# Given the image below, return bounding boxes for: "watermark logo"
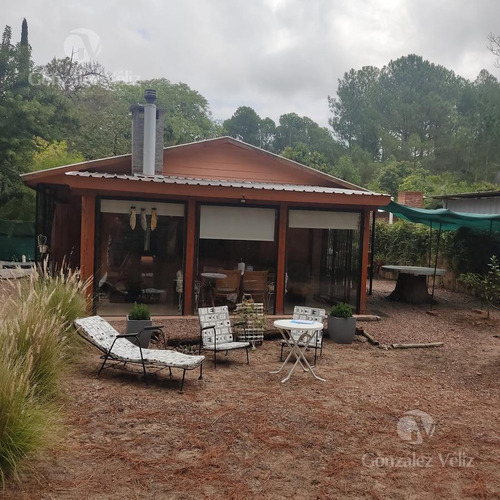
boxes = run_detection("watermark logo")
[397,410,436,445]
[361,409,474,469]
[64,28,102,62]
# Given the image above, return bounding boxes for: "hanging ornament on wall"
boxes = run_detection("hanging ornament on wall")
[129,207,136,230]
[151,208,157,231]
[140,208,147,231]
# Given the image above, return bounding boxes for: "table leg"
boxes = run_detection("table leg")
[280,343,326,383]
[270,330,326,382]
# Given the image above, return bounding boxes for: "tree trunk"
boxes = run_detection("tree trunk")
[387,274,435,304]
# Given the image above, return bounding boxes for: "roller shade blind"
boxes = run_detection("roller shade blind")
[289,210,359,230]
[100,199,184,217]
[200,205,276,241]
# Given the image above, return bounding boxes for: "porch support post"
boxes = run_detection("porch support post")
[80,194,96,299]
[184,198,196,315]
[359,209,370,314]
[275,202,288,315]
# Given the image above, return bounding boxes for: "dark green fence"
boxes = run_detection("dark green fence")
[0,220,35,261]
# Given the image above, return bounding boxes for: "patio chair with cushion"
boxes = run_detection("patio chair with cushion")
[74,316,205,393]
[198,305,250,368]
[280,306,326,366]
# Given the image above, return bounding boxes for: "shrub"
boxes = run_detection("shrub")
[329,302,353,318]
[0,261,88,483]
[128,302,150,320]
[0,353,56,483]
[459,255,500,317]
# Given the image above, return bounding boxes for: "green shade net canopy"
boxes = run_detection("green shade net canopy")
[380,201,500,232]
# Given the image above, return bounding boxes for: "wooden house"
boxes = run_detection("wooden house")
[22,91,389,316]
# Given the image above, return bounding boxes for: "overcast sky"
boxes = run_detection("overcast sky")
[5,0,500,127]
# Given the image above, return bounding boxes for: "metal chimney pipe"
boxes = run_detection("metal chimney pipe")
[143,89,157,176]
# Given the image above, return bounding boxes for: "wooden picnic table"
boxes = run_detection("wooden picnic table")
[381,265,446,304]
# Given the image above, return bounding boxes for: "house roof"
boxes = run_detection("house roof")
[65,171,379,197]
[430,191,500,200]
[22,136,366,191]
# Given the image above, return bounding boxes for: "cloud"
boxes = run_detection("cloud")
[4,0,500,127]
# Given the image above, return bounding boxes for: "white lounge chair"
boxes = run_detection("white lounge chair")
[74,316,205,393]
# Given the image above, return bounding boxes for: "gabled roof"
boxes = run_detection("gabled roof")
[22,136,367,192]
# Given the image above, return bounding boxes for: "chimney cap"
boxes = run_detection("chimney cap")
[144,89,157,103]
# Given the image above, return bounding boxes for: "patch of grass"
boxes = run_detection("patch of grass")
[0,262,89,483]
[0,353,56,483]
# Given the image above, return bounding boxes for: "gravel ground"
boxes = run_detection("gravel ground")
[2,277,499,499]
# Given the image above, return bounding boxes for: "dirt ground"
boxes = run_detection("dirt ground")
[2,279,500,500]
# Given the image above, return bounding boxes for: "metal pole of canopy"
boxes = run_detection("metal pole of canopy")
[430,223,442,311]
[369,210,376,295]
[428,223,433,268]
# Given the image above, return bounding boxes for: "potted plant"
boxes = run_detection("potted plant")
[327,302,356,344]
[126,302,152,348]
[234,298,266,348]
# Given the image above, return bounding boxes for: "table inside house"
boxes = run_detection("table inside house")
[271,319,326,383]
[381,265,446,304]
[200,272,227,307]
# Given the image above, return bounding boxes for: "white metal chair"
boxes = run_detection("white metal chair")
[280,306,326,365]
[198,305,250,368]
[74,316,205,393]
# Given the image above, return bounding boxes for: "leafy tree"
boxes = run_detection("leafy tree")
[487,32,500,69]
[70,84,130,159]
[43,57,109,98]
[331,156,361,185]
[223,106,261,146]
[281,143,332,173]
[328,66,381,156]
[0,20,77,217]
[258,117,276,150]
[375,161,414,197]
[32,138,84,171]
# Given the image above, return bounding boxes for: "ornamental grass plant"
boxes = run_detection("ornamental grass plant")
[0,262,89,484]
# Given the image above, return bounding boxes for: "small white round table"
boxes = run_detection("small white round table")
[271,319,326,383]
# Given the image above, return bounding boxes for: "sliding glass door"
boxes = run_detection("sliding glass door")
[96,199,185,316]
[285,209,360,314]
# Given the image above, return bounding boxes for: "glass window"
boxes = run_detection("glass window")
[96,200,185,316]
[197,205,278,313]
[285,210,361,314]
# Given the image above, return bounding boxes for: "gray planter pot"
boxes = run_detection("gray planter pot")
[126,317,153,348]
[327,316,356,344]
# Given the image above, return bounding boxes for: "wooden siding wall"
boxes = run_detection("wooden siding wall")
[163,142,339,187]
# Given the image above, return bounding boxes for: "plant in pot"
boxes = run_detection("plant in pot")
[126,302,152,348]
[327,302,356,344]
[234,297,266,348]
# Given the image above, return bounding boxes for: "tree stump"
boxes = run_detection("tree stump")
[387,274,435,304]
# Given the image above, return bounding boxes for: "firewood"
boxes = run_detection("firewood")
[359,330,380,346]
[391,342,443,349]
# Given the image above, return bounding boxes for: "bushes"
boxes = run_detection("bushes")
[0,265,89,483]
[375,220,432,266]
[375,221,499,278]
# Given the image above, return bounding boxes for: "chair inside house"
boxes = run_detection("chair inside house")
[74,316,205,393]
[214,270,241,309]
[280,306,326,366]
[198,305,250,368]
[242,270,269,309]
